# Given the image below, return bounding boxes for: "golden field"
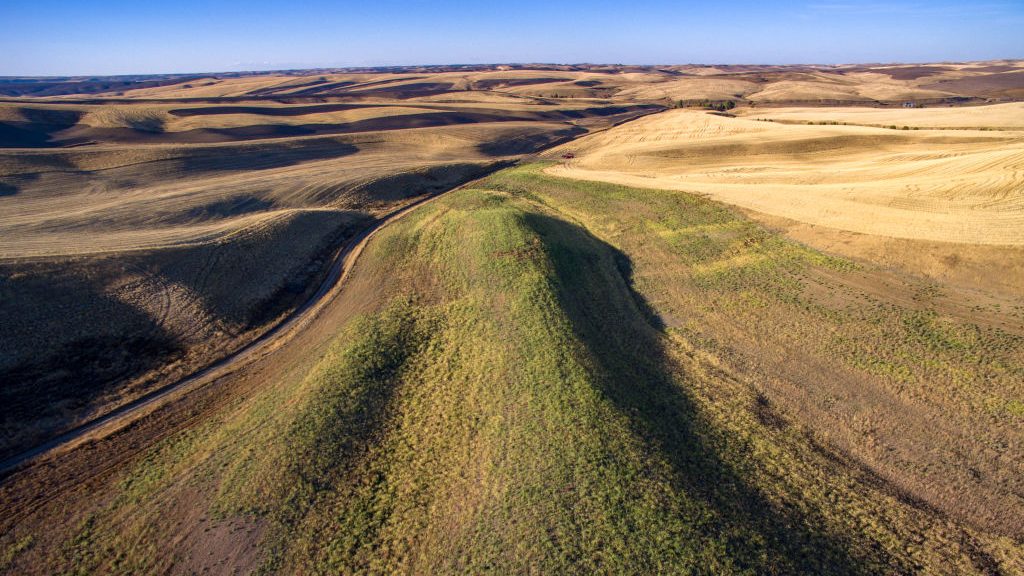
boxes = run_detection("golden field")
[0,83,653,457]
[1,63,1022,574]
[549,108,1024,246]
[546,104,1024,299]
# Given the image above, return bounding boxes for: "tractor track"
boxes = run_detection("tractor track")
[0,108,665,531]
[0,169,494,479]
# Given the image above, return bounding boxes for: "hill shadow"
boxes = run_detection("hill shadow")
[57,111,537,146]
[0,109,84,148]
[168,103,375,117]
[179,140,359,173]
[477,126,585,156]
[522,211,907,574]
[0,264,182,460]
[149,210,364,330]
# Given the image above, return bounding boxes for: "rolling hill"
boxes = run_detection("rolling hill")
[1,64,1022,574]
[2,166,1020,574]
[0,85,656,459]
[548,106,1024,298]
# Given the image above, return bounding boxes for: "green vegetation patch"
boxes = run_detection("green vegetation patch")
[37,164,1022,575]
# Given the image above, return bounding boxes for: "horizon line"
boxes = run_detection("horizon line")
[3,58,1022,80]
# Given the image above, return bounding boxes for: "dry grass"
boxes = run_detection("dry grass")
[548,108,1024,246]
[748,211,1024,299]
[3,167,1019,574]
[736,102,1024,130]
[2,64,1024,573]
[483,167,1023,539]
[0,86,653,458]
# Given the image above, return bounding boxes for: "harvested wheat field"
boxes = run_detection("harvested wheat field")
[1,61,1023,575]
[0,82,656,459]
[549,108,1024,245]
[548,105,1024,296]
[737,102,1024,130]
[7,61,1023,104]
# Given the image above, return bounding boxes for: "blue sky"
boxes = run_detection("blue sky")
[1,1,1022,76]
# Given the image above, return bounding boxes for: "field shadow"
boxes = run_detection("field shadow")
[477,126,585,156]
[178,140,359,173]
[351,81,455,99]
[522,212,907,574]
[0,264,182,460]
[152,210,367,330]
[0,122,55,148]
[69,111,535,146]
[182,195,277,221]
[8,140,354,191]
[167,103,374,117]
[195,112,512,141]
[0,108,84,148]
[470,77,567,90]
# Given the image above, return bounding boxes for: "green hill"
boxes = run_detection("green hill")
[13,166,1021,575]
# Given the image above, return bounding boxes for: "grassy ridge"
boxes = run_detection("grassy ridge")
[217,188,890,573]
[483,166,1023,425]
[225,191,751,573]
[8,166,1021,574]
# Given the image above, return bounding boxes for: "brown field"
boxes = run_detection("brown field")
[547,106,1024,294]
[0,81,655,458]
[1,63,1023,574]
[6,60,1023,104]
[737,102,1024,130]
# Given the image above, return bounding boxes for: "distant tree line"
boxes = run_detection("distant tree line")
[671,99,736,111]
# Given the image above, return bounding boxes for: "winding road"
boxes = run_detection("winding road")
[0,107,665,479]
[0,170,493,476]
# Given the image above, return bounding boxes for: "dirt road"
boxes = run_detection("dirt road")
[0,167,503,477]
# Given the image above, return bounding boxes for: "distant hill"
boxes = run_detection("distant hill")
[3,60,1023,103]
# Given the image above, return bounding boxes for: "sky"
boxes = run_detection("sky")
[1,1,1022,76]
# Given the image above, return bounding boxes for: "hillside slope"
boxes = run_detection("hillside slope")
[3,167,1020,574]
[0,89,655,459]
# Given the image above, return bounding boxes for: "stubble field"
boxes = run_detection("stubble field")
[1,63,1022,574]
[0,83,654,458]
